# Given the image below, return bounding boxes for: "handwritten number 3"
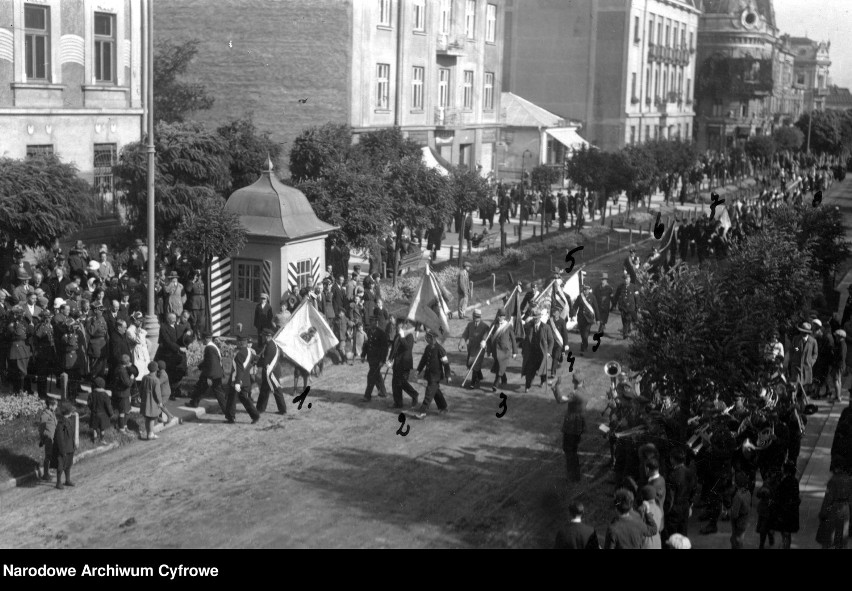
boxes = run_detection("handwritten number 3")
[496,393,508,418]
[564,246,584,274]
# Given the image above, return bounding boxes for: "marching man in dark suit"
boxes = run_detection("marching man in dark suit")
[414,329,452,419]
[361,322,390,402]
[548,299,572,381]
[521,307,555,392]
[256,328,287,415]
[189,332,229,416]
[155,313,186,401]
[613,272,640,339]
[569,284,600,355]
[226,335,261,424]
[460,308,490,390]
[487,309,516,392]
[594,273,614,336]
[387,318,419,409]
[788,321,818,402]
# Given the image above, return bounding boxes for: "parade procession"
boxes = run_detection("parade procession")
[2,0,852,556]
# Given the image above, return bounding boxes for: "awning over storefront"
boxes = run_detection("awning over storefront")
[421,146,450,176]
[545,127,590,152]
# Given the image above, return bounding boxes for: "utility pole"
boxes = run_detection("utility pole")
[144,0,160,352]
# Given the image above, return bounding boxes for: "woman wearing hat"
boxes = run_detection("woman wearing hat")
[127,312,151,385]
[165,272,185,318]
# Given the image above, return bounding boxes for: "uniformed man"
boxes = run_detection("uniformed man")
[414,329,452,419]
[86,303,109,379]
[386,318,419,409]
[569,285,600,354]
[623,247,641,283]
[32,309,56,398]
[594,273,614,336]
[548,300,571,381]
[226,335,261,424]
[6,306,33,394]
[613,273,640,339]
[460,308,490,389]
[256,328,287,415]
[361,322,390,401]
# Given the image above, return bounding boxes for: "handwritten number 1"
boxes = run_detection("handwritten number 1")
[293,386,311,410]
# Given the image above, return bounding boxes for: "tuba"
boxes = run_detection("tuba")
[604,361,621,401]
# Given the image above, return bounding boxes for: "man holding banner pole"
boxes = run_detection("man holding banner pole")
[460,309,490,390]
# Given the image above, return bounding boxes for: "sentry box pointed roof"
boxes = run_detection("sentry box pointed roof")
[225,157,338,241]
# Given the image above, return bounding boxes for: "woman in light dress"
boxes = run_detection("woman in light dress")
[127,311,151,383]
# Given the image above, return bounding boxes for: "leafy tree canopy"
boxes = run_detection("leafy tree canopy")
[216,117,283,191]
[744,135,777,163]
[289,123,353,183]
[772,126,804,152]
[449,165,491,215]
[153,39,214,124]
[795,110,846,155]
[173,195,247,267]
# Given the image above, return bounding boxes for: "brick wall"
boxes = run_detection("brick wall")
[154,0,353,176]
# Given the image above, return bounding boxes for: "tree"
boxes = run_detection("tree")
[384,156,451,285]
[745,136,776,175]
[173,196,247,331]
[114,121,231,239]
[772,126,804,152]
[622,144,658,212]
[0,155,96,274]
[448,165,490,259]
[153,39,214,124]
[216,117,284,191]
[796,111,843,155]
[354,127,423,170]
[289,123,353,183]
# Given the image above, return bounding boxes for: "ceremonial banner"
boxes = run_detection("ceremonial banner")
[714,205,732,233]
[502,285,526,339]
[273,300,339,372]
[407,265,451,339]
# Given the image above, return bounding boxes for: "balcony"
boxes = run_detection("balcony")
[435,107,473,128]
[436,33,465,56]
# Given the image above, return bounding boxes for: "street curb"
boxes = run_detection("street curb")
[0,404,208,495]
[463,235,655,314]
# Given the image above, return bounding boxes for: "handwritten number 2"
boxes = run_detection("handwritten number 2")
[396,413,410,436]
[564,246,584,274]
[496,393,508,418]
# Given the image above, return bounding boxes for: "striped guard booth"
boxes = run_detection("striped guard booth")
[209,257,232,336]
[287,257,321,293]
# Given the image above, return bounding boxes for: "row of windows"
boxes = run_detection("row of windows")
[628,123,690,144]
[379,0,497,42]
[377,63,495,110]
[26,143,117,217]
[632,65,692,103]
[23,4,116,83]
[634,13,694,50]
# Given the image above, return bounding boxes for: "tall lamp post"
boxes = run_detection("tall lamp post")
[521,149,531,227]
[144,0,160,353]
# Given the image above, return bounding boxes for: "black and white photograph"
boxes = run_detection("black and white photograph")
[1,0,852,555]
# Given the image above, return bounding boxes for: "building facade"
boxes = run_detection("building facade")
[155,0,504,177]
[790,37,831,112]
[0,0,145,229]
[694,0,804,150]
[503,0,700,152]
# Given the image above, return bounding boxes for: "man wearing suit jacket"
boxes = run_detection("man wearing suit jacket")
[155,313,186,400]
[253,294,275,348]
[225,335,261,424]
[22,292,42,324]
[256,329,287,415]
[548,302,572,380]
[487,309,517,392]
[664,447,696,537]
[104,300,127,340]
[332,275,347,318]
[414,329,452,419]
[387,318,419,410]
[189,332,229,415]
[554,502,600,549]
[569,284,600,354]
[788,321,818,401]
[604,489,659,549]
[108,320,132,381]
[521,308,555,392]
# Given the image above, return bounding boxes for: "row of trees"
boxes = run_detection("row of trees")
[630,202,848,405]
[290,124,491,284]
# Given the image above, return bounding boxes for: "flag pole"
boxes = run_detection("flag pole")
[460,287,519,388]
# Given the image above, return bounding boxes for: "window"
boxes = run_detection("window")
[26,144,53,158]
[631,73,637,99]
[634,17,640,43]
[379,0,391,26]
[646,68,651,99]
[94,12,116,83]
[376,63,390,109]
[463,70,473,109]
[657,20,663,45]
[486,4,497,43]
[440,0,451,34]
[648,20,654,44]
[438,68,450,107]
[235,262,261,302]
[685,123,690,139]
[686,79,691,100]
[680,28,686,49]
[412,66,424,109]
[796,73,805,86]
[465,0,476,39]
[646,125,651,140]
[689,31,694,50]
[24,4,50,80]
[630,126,636,145]
[93,144,117,217]
[665,23,670,47]
[484,71,494,109]
[292,259,312,291]
[413,0,426,31]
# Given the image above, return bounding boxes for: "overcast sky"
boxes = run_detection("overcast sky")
[773,0,851,88]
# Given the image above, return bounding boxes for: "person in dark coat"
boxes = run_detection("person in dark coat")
[32,312,56,399]
[332,276,347,318]
[772,462,801,549]
[371,298,390,332]
[184,270,207,335]
[6,308,33,393]
[487,309,516,392]
[38,397,58,481]
[612,273,640,339]
[730,471,752,549]
[414,329,452,419]
[86,303,109,379]
[554,502,600,549]
[664,447,696,537]
[189,333,228,416]
[593,273,614,336]
[569,285,600,354]
[154,313,185,400]
[112,354,134,434]
[361,323,390,401]
[256,329,288,415]
[521,308,555,391]
[52,402,77,489]
[460,309,490,389]
[603,489,658,549]
[561,396,586,482]
[140,361,162,440]
[87,377,113,443]
[253,294,275,349]
[227,336,261,424]
[387,318,419,409]
[108,319,132,380]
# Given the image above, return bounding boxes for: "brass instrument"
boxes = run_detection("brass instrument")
[687,423,711,453]
[793,407,805,435]
[604,361,621,403]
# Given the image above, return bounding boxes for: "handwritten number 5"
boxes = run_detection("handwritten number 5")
[564,246,584,274]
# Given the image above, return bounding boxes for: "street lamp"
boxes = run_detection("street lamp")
[144,0,160,352]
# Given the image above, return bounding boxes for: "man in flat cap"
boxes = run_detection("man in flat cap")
[414,328,452,419]
[460,308,490,389]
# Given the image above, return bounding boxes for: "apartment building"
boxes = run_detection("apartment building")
[790,37,831,112]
